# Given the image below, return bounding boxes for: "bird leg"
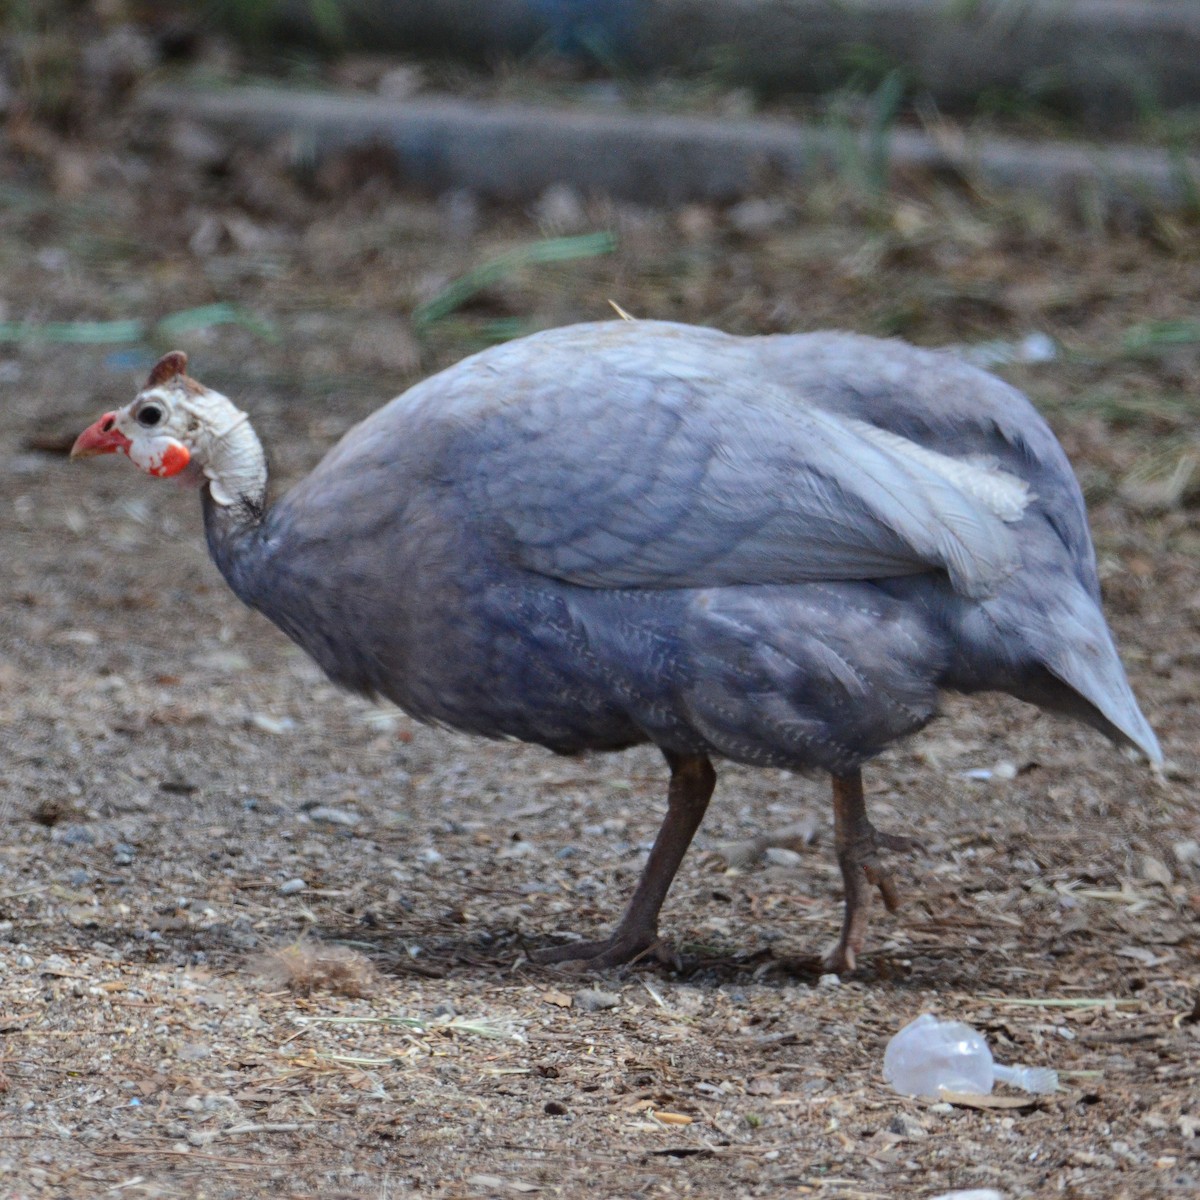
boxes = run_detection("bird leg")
[535,751,716,969]
[824,769,918,975]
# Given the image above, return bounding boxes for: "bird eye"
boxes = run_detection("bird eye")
[137,405,164,428]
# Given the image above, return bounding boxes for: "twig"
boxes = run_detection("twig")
[980,996,1142,1009]
[226,1123,308,1136]
[0,885,49,901]
[90,1147,299,1168]
[641,980,666,1009]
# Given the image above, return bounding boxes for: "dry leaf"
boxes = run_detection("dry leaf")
[650,1110,694,1125]
[1116,946,1172,967]
[542,990,572,1008]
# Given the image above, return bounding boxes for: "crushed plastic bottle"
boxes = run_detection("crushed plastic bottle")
[884,1013,1058,1097]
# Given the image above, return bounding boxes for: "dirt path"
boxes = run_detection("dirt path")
[2,132,1198,1197]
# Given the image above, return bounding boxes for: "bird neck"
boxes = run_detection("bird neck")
[199,414,270,606]
[198,404,268,513]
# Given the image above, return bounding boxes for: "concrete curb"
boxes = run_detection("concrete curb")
[264,0,1200,122]
[139,84,1200,210]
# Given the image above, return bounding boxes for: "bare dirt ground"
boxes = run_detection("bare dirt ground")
[3,50,1200,1200]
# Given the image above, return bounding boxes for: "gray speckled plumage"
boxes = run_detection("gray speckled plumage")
[206,319,1159,775]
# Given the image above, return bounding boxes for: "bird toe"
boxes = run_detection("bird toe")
[532,929,672,971]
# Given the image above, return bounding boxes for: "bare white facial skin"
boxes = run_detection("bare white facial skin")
[115,388,195,478]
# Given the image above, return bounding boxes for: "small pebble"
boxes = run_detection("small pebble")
[250,712,294,735]
[1138,854,1173,886]
[1173,839,1200,866]
[573,989,619,1012]
[1017,331,1057,363]
[57,825,95,847]
[888,1112,929,1139]
[544,1100,569,1115]
[764,847,804,868]
[113,843,135,866]
[279,878,307,895]
[432,1000,457,1019]
[67,869,91,887]
[17,954,34,968]
[191,650,250,673]
[728,197,792,236]
[496,838,536,859]
[964,761,1017,782]
[817,973,841,989]
[307,806,360,827]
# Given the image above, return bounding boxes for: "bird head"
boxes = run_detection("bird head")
[71,351,208,480]
[72,351,262,506]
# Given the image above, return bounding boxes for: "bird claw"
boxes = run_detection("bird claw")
[850,823,919,911]
[823,941,858,976]
[533,929,676,971]
[824,821,920,974]
[862,854,902,914]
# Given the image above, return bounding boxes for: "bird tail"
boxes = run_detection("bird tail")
[1007,576,1161,764]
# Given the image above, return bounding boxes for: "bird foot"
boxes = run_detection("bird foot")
[823,821,921,976]
[533,927,676,971]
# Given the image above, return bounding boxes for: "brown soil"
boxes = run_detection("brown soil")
[2,58,1200,1200]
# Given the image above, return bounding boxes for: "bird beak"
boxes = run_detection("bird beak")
[71,412,132,459]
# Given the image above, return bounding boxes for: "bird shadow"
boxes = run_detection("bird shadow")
[56,914,999,996]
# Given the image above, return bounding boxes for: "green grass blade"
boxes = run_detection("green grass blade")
[413,232,617,328]
[1123,319,1200,356]
[155,303,279,341]
[0,319,145,345]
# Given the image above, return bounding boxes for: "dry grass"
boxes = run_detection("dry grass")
[252,939,379,998]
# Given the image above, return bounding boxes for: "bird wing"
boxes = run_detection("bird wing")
[753,329,1099,595]
[451,325,1031,599]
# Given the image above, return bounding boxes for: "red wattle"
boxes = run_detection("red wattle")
[149,442,191,478]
